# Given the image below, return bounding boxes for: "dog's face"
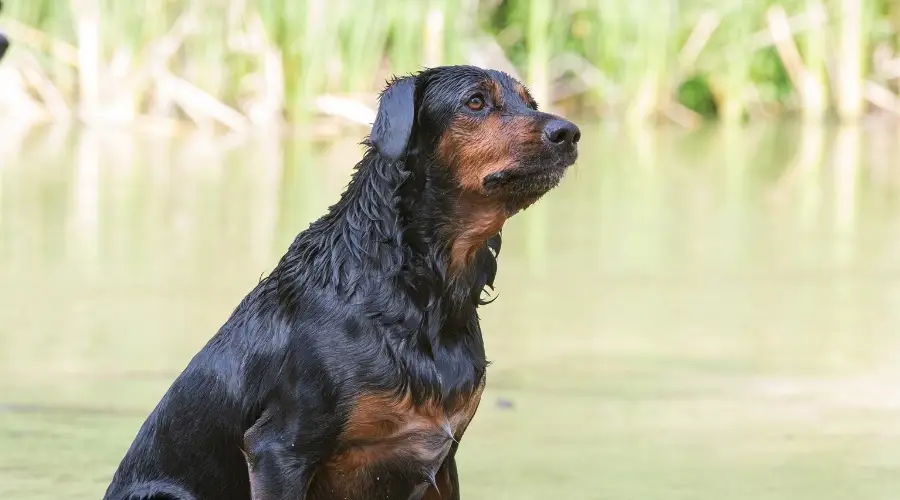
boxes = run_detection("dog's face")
[369,66,580,211]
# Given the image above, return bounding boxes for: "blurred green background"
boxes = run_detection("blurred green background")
[0,0,899,126]
[2,2,900,500]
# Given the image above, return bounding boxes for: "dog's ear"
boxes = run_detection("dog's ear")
[370,75,417,162]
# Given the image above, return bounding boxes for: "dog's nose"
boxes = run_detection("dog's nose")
[543,118,581,147]
[0,33,8,62]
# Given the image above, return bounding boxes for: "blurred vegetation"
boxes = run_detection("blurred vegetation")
[0,0,899,130]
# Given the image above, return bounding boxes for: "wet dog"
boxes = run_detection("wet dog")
[102,65,580,500]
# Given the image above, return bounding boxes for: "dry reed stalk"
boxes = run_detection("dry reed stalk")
[0,0,896,127]
[0,67,50,122]
[678,11,720,69]
[119,13,200,102]
[767,7,819,111]
[699,7,828,71]
[258,21,286,126]
[162,72,250,133]
[313,95,376,125]
[835,0,864,120]
[464,35,521,80]
[0,20,80,66]
[236,14,285,126]
[548,53,617,105]
[526,0,551,108]
[69,0,101,122]
[863,81,900,116]
[877,58,900,80]
[424,6,445,68]
[800,0,829,120]
[17,53,71,121]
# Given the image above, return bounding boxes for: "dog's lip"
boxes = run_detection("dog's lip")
[481,153,577,189]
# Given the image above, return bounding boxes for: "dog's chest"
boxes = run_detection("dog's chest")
[310,378,485,500]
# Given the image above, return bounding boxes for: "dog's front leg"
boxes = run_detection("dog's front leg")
[242,407,331,500]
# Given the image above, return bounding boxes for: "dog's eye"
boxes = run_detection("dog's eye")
[466,95,486,111]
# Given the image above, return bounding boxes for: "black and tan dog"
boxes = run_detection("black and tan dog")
[103,65,580,500]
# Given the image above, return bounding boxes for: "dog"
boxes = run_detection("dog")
[102,65,580,500]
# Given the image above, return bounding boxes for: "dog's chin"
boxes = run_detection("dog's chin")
[480,154,576,209]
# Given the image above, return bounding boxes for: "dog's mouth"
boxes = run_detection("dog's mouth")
[481,149,577,196]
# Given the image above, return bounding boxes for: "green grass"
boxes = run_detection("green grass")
[1,0,899,127]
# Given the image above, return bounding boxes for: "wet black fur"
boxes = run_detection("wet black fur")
[102,65,570,500]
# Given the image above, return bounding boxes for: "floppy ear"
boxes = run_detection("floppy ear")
[370,76,417,162]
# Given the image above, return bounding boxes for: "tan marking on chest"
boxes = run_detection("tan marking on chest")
[326,382,485,474]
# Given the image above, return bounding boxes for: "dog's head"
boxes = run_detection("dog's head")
[369,65,580,212]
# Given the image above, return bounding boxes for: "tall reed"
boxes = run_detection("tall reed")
[835,0,865,120]
[0,0,896,127]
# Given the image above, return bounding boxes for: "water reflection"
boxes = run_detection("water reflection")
[2,123,900,499]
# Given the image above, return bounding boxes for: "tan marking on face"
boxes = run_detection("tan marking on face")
[437,114,542,191]
[436,79,544,271]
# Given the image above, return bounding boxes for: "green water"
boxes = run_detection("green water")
[2,123,900,500]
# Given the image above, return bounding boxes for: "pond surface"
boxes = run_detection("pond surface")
[2,123,900,499]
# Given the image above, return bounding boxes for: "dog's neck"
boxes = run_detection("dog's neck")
[278,148,500,343]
